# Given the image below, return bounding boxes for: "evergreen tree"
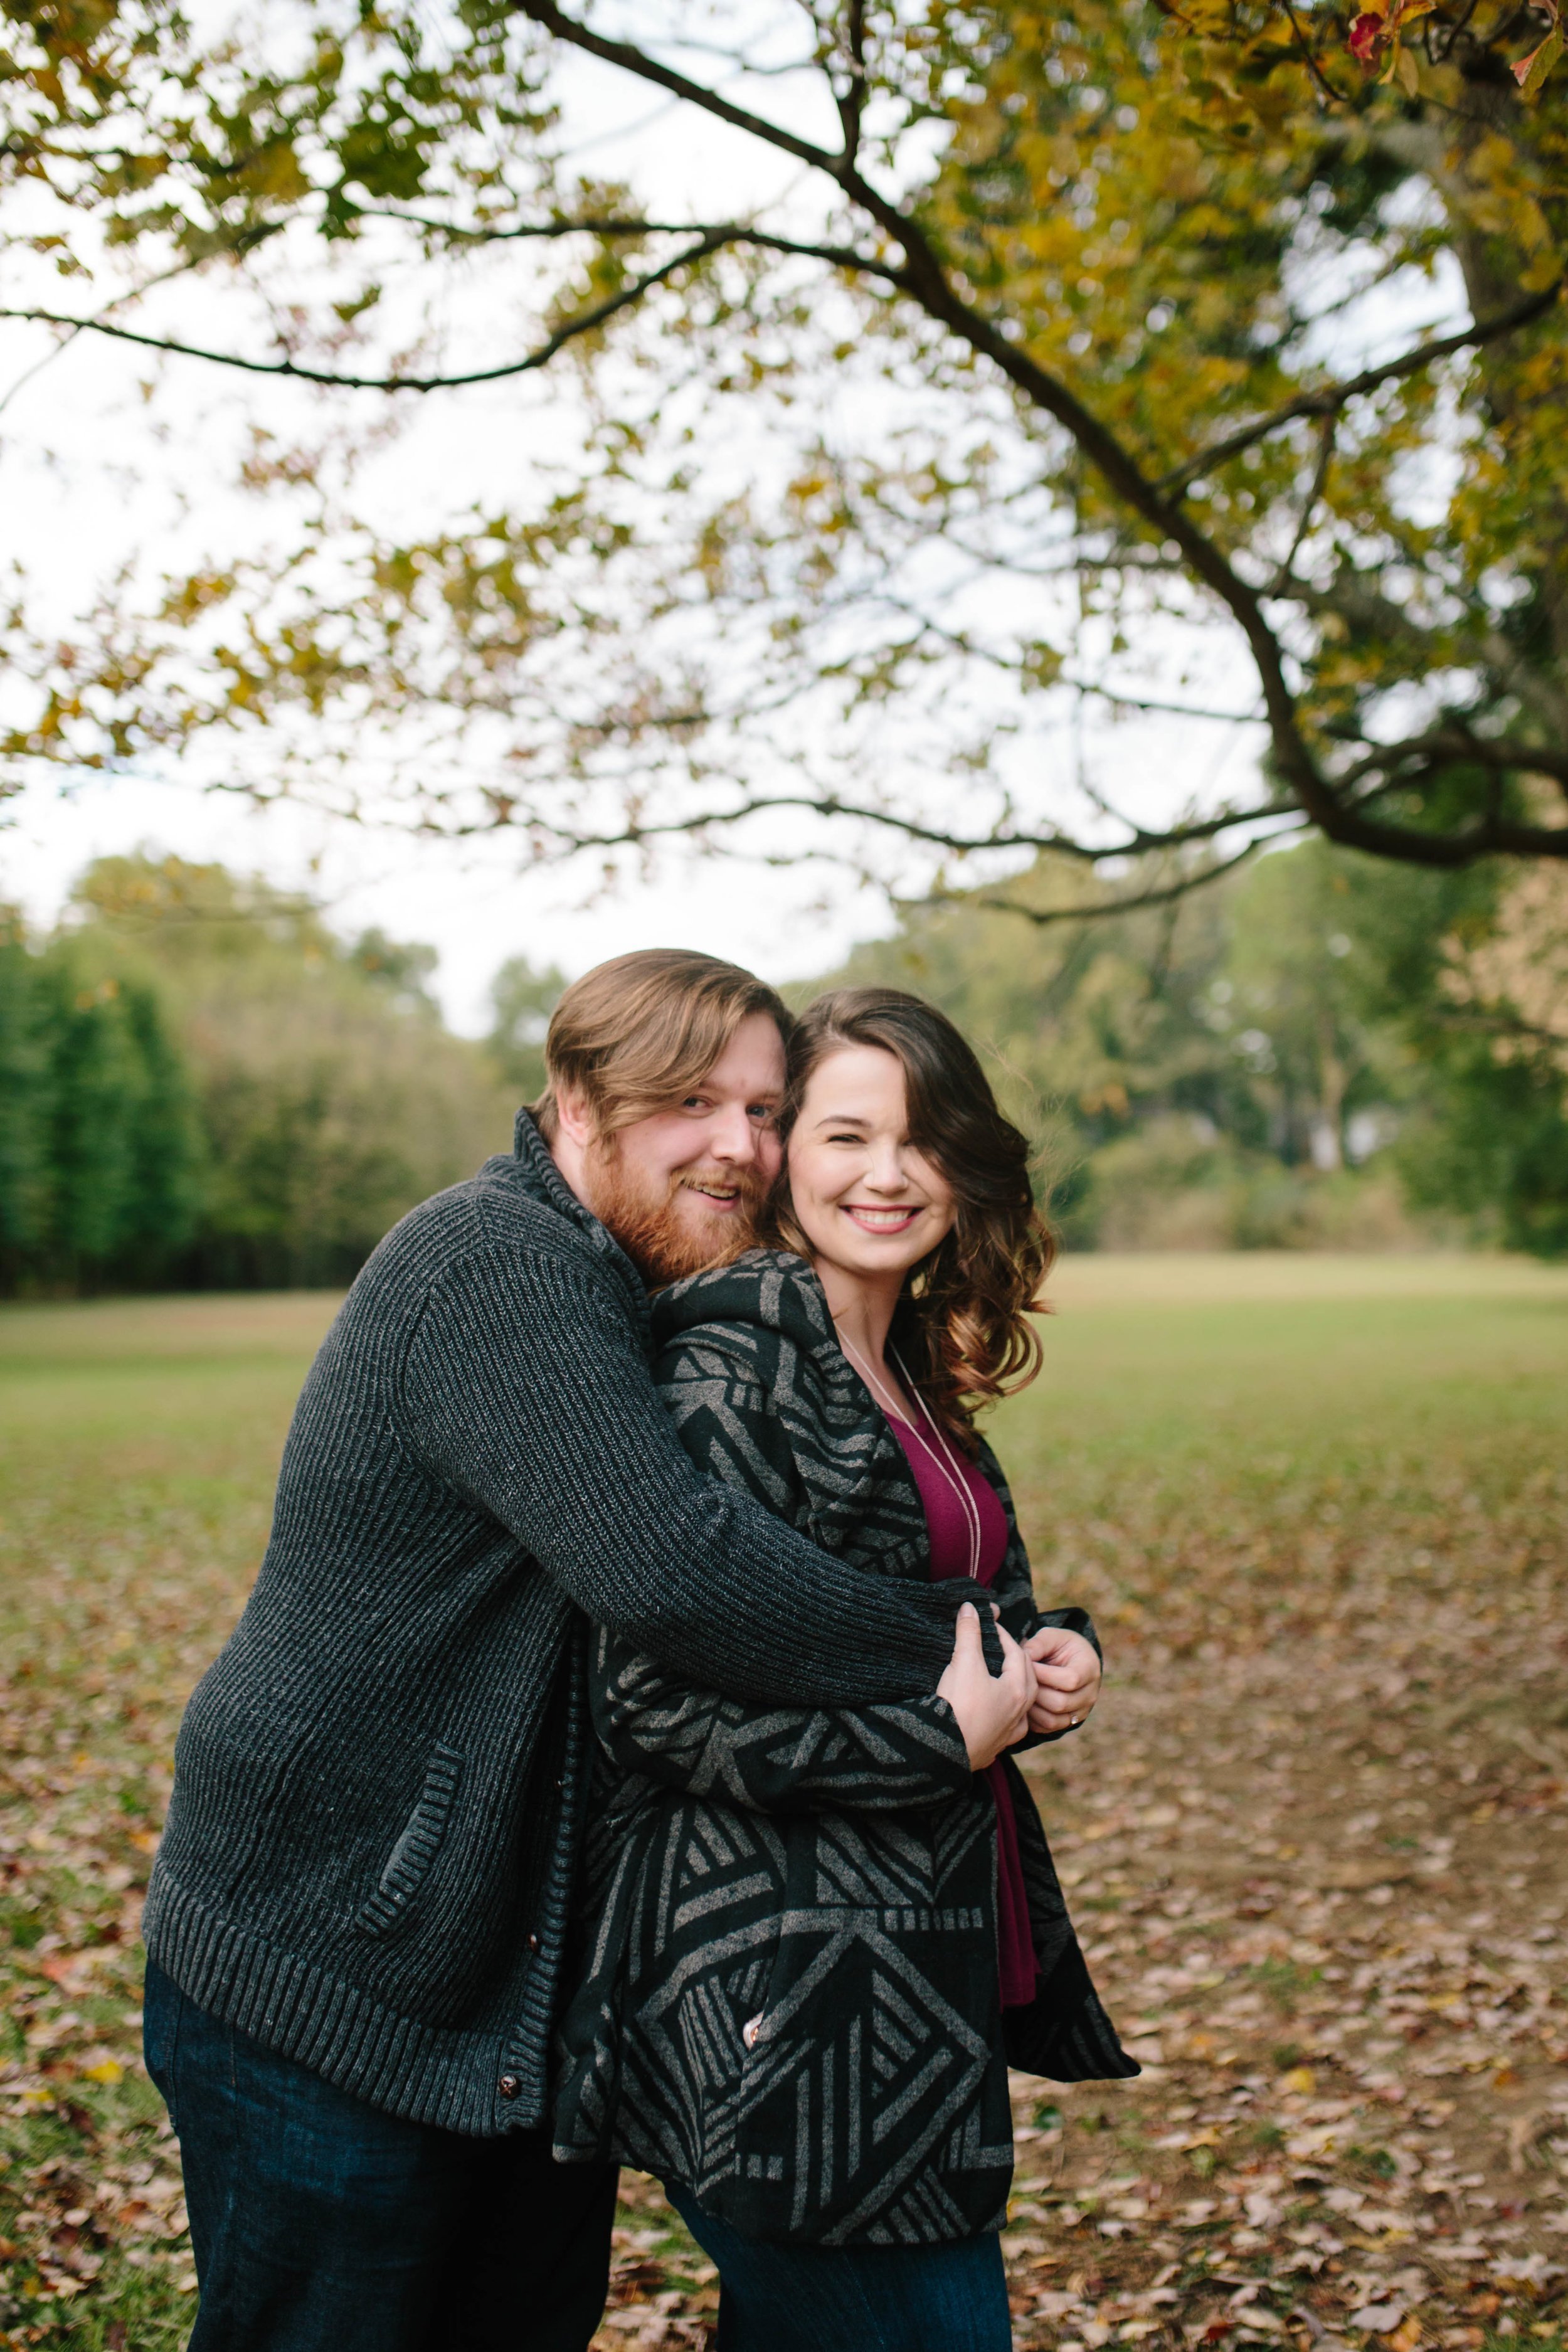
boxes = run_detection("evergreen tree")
[0,913,48,1269]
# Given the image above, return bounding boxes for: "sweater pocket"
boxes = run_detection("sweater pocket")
[352,1744,465,1938]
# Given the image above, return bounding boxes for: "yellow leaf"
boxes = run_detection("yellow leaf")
[82,2059,122,2084]
[1394,43,1420,92]
[1280,2064,1317,2093]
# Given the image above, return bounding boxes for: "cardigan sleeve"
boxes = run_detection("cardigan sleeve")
[586,1322,974,1814]
[589,1628,974,1813]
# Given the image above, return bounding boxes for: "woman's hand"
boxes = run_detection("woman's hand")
[1024,1626,1101,1737]
[936,1604,1034,1770]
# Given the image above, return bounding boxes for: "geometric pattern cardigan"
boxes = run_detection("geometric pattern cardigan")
[553,1250,1136,2245]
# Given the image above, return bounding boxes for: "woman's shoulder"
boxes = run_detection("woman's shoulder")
[649,1248,835,1360]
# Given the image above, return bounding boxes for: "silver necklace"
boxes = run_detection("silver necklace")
[839,1330,983,1582]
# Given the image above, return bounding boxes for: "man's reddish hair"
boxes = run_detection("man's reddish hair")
[532,950,790,1140]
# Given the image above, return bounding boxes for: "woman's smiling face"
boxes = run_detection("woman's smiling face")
[785,1043,956,1281]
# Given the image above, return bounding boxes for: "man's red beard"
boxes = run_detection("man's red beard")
[583,1143,769,1288]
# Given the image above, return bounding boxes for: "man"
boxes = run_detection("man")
[142,949,1034,2351]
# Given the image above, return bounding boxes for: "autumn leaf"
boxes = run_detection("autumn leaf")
[1514,18,1566,93]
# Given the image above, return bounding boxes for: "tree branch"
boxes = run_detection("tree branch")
[376,781,1304,864]
[16,4,1559,887]
[358,209,718,239]
[1339,726,1568,792]
[935,838,1273,929]
[1159,279,1564,494]
[484,3,1568,883]
[1279,0,1356,103]
[354,206,907,283]
[1269,415,1336,593]
[0,230,731,392]
[1298,571,1568,743]
[513,1,846,177]
[1066,681,1264,726]
[836,0,868,166]
[510,9,1338,835]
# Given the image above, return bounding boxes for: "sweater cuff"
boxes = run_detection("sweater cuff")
[924,1693,984,1788]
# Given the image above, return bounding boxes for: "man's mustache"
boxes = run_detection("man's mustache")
[675,1164,766,1205]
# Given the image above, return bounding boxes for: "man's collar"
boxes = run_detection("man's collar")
[511,1106,651,1342]
[512,1106,594,1229]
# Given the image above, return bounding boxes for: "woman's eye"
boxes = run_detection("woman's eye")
[827,1131,864,1145]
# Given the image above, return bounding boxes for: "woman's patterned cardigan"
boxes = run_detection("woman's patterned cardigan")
[553,1250,1135,2246]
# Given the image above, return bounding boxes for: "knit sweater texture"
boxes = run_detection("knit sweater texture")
[143,1115,978,2139]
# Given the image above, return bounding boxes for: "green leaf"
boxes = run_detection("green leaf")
[1515,21,1565,95]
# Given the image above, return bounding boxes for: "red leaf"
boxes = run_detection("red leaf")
[1348,12,1387,60]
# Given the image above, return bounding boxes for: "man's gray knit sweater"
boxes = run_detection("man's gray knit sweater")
[143,1113,974,2137]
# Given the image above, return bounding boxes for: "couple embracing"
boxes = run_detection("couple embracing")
[142,951,1136,2352]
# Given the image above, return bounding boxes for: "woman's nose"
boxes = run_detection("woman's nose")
[864,1143,911,1194]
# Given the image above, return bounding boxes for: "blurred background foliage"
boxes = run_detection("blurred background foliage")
[820,842,1568,1256]
[3,837,1565,1296]
[0,856,515,1292]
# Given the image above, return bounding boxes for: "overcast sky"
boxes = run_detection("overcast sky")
[2,6,1460,1031]
[1,22,913,1022]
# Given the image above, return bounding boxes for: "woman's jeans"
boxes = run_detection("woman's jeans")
[142,1960,617,2352]
[666,2184,1013,2352]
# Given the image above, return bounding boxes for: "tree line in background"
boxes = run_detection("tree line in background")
[829,843,1568,1255]
[0,858,521,1292]
[1,841,1565,1296]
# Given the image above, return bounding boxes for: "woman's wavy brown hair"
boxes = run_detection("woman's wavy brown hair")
[773,987,1054,1446]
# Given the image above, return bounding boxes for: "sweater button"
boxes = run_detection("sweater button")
[498,2074,519,2099]
[527,1932,540,1952]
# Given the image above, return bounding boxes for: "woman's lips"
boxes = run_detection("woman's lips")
[842,1204,922,1233]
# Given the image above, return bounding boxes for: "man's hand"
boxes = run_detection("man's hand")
[936,1604,1034,1769]
[1024,1625,1101,1737]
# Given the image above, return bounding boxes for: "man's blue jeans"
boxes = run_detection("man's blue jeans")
[143,1960,617,2351]
[666,2184,1013,2352]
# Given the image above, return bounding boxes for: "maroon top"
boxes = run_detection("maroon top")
[882,1411,1041,2010]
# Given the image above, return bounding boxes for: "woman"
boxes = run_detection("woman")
[554,988,1135,2349]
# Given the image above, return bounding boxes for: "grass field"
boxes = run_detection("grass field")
[1,1257,1566,2350]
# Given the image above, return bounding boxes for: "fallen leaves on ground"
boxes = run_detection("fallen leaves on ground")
[590,1462,1568,2351]
[0,1288,1562,2352]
